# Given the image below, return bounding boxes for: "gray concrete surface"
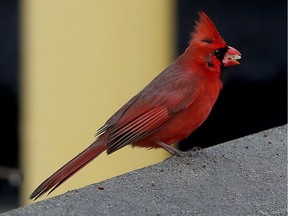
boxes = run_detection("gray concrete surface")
[2,125,287,216]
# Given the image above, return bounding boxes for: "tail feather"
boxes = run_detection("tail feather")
[30,140,107,200]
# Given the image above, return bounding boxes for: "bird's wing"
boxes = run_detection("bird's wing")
[103,83,203,154]
[106,104,170,154]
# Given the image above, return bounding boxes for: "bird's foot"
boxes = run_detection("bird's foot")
[156,142,193,157]
[190,146,202,152]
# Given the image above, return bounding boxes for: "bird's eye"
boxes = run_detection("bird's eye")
[213,47,228,60]
[214,49,221,57]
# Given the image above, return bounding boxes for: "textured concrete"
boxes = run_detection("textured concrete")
[2,125,287,216]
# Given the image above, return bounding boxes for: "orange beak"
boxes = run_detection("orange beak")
[223,46,241,67]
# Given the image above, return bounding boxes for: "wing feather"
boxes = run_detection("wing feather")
[106,106,170,154]
[97,72,203,154]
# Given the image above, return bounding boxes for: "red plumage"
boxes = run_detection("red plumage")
[30,12,241,200]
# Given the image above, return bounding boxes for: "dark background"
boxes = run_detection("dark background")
[0,0,286,212]
[0,0,19,212]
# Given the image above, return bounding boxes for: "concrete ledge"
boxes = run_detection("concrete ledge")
[2,125,287,215]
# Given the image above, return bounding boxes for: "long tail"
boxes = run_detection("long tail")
[30,139,107,200]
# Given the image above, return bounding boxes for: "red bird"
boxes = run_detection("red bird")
[30,12,241,200]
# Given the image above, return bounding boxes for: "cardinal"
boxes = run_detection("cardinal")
[30,12,241,200]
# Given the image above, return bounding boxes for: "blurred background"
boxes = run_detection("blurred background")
[0,0,286,212]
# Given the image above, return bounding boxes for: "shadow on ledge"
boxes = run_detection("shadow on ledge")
[2,125,287,216]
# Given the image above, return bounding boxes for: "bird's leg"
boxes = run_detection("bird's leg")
[190,146,202,152]
[156,142,193,157]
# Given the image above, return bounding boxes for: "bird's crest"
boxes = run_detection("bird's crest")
[190,12,225,46]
